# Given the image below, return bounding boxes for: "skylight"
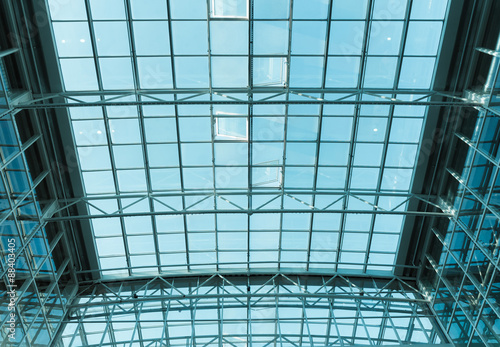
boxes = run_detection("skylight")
[46,0,450,278]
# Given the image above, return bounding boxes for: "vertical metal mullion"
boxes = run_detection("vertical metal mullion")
[67,286,97,347]
[165,0,191,271]
[324,275,343,346]
[305,0,334,272]
[189,278,198,346]
[124,0,163,274]
[301,298,314,346]
[218,278,224,347]
[335,0,373,272]
[247,0,254,272]
[83,0,132,276]
[98,295,118,347]
[277,0,294,272]
[274,277,283,347]
[364,0,413,274]
[0,58,12,109]
[468,253,500,346]
[384,299,404,344]
[0,168,30,343]
[411,301,432,343]
[247,276,252,346]
[430,251,480,341]
[2,116,50,343]
[205,0,219,273]
[164,285,173,347]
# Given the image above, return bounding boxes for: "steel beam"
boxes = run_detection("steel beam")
[69,289,429,310]
[15,99,479,109]
[46,208,452,222]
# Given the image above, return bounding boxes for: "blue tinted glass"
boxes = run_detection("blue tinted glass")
[117,169,147,192]
[321,117,353,141]
[148,144,179,167]
[353,143,384,166]
[170,0,207,19]
[331,0,368,19]
[287,117,319,141]
[382,168,413,191]
[179,117,212,142]
[130,0,168,19]
[254,21,288,55]
[290,57,324,87]
[133,22,170,55]
[60,59,98,91]
[211,57,248,88]
[137,57,173,89]
[405,21,443,56]
[172,21,208,55]
[368,21,404,55]
[285,143,317,165]
[255,0,289,18]
[316,167,347,189]
[389,118,423,143]
[318,143,350,166]
[326,57,360,88]
[285,167,315,188]
[99,58,134,90]
[329,21,365,55]
[113,145,144,169]
[210,21,248,54]
[83,171,116,194]
[293,0,329,19]
[48,0,87,20]
[364,57,398,88]
[94,22,130,57]
[411,0,448,19]
[90,0,126,20]
[292,21,327,55]
[399,57,436,89]
[109,119,141,144]
[78,146,111,170]
[174,57,209,88]
[53,22,93,57]
[373,0,408,19]
[357,118,387,142]
[144,118,177,142]
[181,143,213,166]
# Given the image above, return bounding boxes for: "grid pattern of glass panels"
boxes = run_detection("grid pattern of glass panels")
[0,112,77,346]
[420,99,500,344]
[61,275,444,346]
[45,0,450,278]
[48,0,448,92]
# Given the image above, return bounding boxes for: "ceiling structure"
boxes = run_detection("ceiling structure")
[38,0,452,279]
[4,0,500,345]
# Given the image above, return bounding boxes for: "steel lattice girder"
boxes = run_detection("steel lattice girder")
[58,274,446,346]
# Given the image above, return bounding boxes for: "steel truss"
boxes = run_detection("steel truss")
[16,89,480,109]
[48,191,449,222]
[59,274,446,346]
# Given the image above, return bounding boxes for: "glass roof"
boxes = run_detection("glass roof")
[46,0,450,278]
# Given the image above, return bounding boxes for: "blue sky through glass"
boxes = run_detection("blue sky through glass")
[47,0,449,278]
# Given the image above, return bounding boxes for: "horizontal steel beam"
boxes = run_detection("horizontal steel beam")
[57,191,436,202]
[76,270,419,283]
[0,47,19,58]
[16,99,478,109]
[69,292,429,309]
[47,208,452,222]
[31,88,442,96]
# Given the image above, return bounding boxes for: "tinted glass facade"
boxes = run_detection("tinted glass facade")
[1,0,500,346]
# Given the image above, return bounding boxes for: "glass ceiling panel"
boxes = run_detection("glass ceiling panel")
[46,0,450,279]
